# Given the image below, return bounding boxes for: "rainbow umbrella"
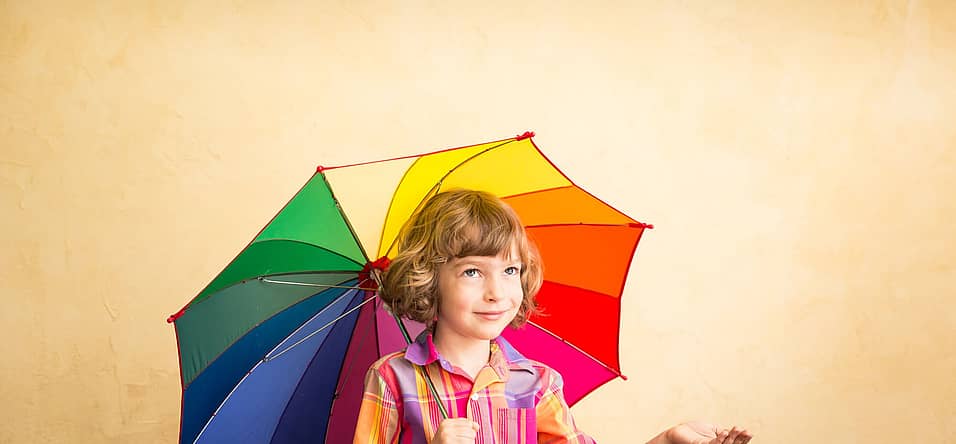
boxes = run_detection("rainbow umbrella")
[168,132,651,443]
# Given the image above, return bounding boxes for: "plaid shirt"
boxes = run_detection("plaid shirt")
[354,332,596,444]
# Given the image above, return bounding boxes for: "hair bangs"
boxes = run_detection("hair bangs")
[441,209,520,260]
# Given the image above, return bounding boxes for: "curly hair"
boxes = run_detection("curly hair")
[380,189,543,328]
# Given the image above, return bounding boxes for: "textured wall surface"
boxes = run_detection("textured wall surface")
[2,1,954,442]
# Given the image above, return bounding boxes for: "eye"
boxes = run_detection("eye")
[504,266,520,276]
[463,268,481,278]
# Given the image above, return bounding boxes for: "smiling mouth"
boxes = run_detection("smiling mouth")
[474,311,508,320]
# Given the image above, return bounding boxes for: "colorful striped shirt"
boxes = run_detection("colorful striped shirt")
[353,332,596,443]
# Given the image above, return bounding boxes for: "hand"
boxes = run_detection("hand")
[666,421,753,444]
[431,418,480,444]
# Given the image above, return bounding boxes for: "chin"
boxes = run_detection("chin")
[477,325,508,340]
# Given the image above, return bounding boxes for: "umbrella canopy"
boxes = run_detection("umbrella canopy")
[168,133,651,443]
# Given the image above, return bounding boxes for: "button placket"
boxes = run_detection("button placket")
[464,387,481,421]
[465,362,502,421]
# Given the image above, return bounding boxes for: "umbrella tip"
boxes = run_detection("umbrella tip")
[316,165,326,173]
[620,374,628,381]
[516,131,535,140]
[628,222,654,229]
[167,307,186,323]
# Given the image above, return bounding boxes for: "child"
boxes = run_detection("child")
[353,189,753,444]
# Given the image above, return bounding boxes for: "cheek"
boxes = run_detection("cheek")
[438,287,470,313]
[508,283,525,305]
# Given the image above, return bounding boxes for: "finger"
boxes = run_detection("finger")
[455,426,477,441]
[729,427,746,444]
[728,426,748,444]
[437,418,478,436]
[441,418,474,428]
[720,427,738,444]
[736,429,753,444]
[437,423,477,443]
[715,429,730,444]
[454,421,478,440]
[451,428,476,439]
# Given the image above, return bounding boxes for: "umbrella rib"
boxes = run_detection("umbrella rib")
[498,184,574,200]
[171,238,365,321]
[261,269,363,276]
[258,277,376,291]
[522,136,647,230]
[499,185,649,227]
[270,289,367,444]
[380,140,516,258]
[192,288,364,444]
[255,237,366,267]
[331,291,375,402]
[525,320,626,379]
[318,172,372,263]
[319,134,521,171]
[175,270,361,321]
[170,176,328,321]
[182,280,364,391]
[525,222,646,229]
[265,294,378,362]
[331,336,369,400]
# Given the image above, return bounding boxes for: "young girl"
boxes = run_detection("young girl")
[353,189,753,444]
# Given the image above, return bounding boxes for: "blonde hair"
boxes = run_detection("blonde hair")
[381,189,543,328]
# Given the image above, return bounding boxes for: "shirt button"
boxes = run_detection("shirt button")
[470,394,479,401]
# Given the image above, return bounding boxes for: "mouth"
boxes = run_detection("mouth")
[474,310,509,321]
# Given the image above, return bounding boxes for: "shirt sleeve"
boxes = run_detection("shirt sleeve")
[535,368,597,444]
[353,365,401,444]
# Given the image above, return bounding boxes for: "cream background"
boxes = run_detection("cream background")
[2,1,954,443]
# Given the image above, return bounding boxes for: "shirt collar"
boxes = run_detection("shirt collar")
[404,330,535,375]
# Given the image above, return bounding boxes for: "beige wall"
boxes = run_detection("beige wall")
[2,1,954,442]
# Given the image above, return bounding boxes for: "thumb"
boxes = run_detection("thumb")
[471,421,480,432]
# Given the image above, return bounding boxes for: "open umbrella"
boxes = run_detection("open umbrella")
[168,132,652,443]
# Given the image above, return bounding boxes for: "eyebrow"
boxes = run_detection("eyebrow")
[451,257,522,267]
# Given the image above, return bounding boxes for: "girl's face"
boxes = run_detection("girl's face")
[434,247,524,345]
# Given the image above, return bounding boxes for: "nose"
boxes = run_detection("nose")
[484,275,501,302]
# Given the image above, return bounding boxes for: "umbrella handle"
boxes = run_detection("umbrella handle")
[418,356,451,420]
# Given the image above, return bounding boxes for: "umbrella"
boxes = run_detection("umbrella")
[168,132,652,443]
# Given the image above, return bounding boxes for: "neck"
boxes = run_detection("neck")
[431,326,492,378]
